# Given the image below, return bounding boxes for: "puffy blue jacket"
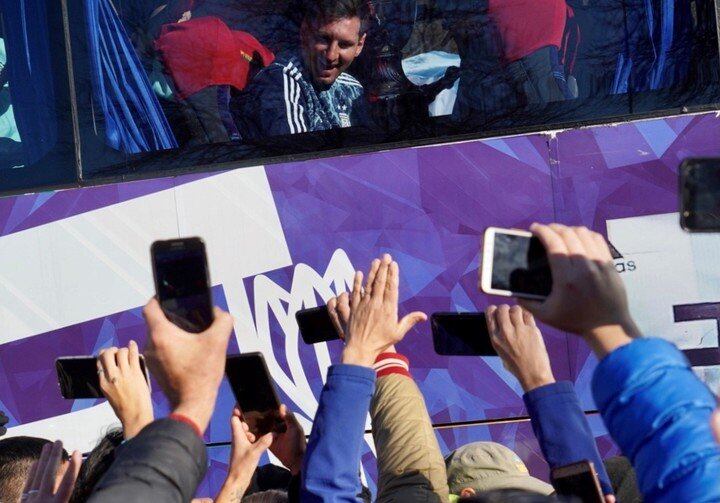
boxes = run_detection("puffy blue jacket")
[236,53,367,140]
[592,338,720,502]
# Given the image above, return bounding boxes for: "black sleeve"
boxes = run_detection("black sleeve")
[87,418,207,503]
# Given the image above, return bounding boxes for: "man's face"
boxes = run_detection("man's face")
[300,16,366,88]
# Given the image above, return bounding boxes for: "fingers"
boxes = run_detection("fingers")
[142,297,167,329]
[23,457,40,493]
[208,308,234,348]
[38,440,62,495]
[371,254,391,302]
[530,223,568,258]
[509,305,524,328]
[385,261,399,306]
[592,231,614,262]
[255,431,274,450]
[549,224,585,257]
[521,308,536,327]
[327,297,344,338]
[364,259,380,296]
[230,415,251,448]
[397,311,427,336]
[351,270,363,309]
[99,347,119,383]
[337,292,351,326]
[517,298,544,319]
[128,340,140,369]
[116,347,130,373]
[485,305,498,336]
[56,450,82,501]
[495,305,514,337]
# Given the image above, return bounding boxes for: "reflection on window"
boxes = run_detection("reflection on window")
[70,0,720,176]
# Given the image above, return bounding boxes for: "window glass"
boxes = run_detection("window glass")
[64,0,720,179]
[0,0,76,193]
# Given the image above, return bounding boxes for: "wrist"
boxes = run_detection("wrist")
[172,396,216,434]
[121,411,154,439]
[518,373,555,393]
[582,323,637,359]
[341,346,377,367]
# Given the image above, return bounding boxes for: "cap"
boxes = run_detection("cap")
[445,442,554,496]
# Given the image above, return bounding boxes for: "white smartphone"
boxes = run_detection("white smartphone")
[480,227,552,300]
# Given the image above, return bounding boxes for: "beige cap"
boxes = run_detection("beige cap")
[445,442,554,496]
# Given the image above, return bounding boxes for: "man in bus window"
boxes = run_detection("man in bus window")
[234,0,370,140]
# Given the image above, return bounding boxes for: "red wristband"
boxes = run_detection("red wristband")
[168,413,203,438]
[373,352,412,378]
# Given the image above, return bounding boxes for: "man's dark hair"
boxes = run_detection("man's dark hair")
[69,429,124,503]
[243,489,289,503]
[0,436,68,503]
[301,0,371,34]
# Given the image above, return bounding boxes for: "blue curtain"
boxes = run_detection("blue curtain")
[0,0,57,165]
[85,0,177,153]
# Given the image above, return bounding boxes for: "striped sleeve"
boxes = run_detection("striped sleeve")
[281,61,307,134]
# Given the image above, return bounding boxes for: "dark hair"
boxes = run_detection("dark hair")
[461,489,565,502]
[243,489,289,503]
[0,436,68,503]
[301,0,371,34]
[69,428,124,503]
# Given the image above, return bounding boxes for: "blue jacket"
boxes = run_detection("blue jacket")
[301,364,376,502]
[236,53,367,140]
[524,381,613,495]
[592,338,720,502]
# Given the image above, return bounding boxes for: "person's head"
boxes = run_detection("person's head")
[69,428,124,503]
[299,0,368,88]
[459,489,558,502]
[446,442,554,498]
[243,489,289,502]
[0,436,69,503]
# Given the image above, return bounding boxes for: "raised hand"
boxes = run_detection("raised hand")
[519,224,640,357]
[97,340,154,439]
[341,254,427,367]
[22,441,82,503]
[143,297,234,433]
[214,412,273,503]
[486,305,555,392]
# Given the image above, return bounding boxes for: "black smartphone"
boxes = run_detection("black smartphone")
[480,227,552,300]
[431,312,496,356]
[55,355,150,399]
[225,353,286,437]
[551,461,604,503]
[296,306,340,344]
[680,158,720,231]
[151,237,214,333]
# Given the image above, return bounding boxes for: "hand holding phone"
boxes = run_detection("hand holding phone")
[431,312,496,356]
[481,227,552,300]
[151,237,214,333]
[226,353,286,437]
[56,353,150,399]
[551,460,605,503]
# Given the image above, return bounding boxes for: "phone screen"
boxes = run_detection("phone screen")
[491,233,552,298]
[432,313,496,356]
[152,238,213,333]
[552,463,604,503]
[296,307,339,344]
[56,356,149,399]
[225,353,286,437]
[681,159,720,231]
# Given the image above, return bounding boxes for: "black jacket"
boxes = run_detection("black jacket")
[88,418,207,503]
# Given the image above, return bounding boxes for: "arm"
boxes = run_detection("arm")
[87,418,207,503]
[486,305,613,497]
[301,364,376,502]
[592,338,720,502]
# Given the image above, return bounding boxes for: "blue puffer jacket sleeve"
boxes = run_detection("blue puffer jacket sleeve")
[301,364,376,502]
[592,338,720,502]
[524,381,612,495]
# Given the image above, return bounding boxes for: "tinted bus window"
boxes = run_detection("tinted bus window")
[59,0,720,180]
[0,0,76,194]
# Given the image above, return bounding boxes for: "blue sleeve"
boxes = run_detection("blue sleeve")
[236,64,307,140]
[301,364,376,502]
[592,338,720,502]
[523,382,612,495]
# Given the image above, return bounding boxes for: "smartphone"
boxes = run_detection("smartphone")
[296,306,340,344]
[680,158,720,231]
[431,312,496,356]
[56,355,150,399]
[225,353,286,437]
[151,237,214,333]
[551,461,604,503]
[480,227,552,300]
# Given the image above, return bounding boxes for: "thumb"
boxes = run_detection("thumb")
[398,312,427,336]
[255,432,273,453]
[231,416,251,448]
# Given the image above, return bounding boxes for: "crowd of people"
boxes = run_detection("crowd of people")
[2,223,720,502]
